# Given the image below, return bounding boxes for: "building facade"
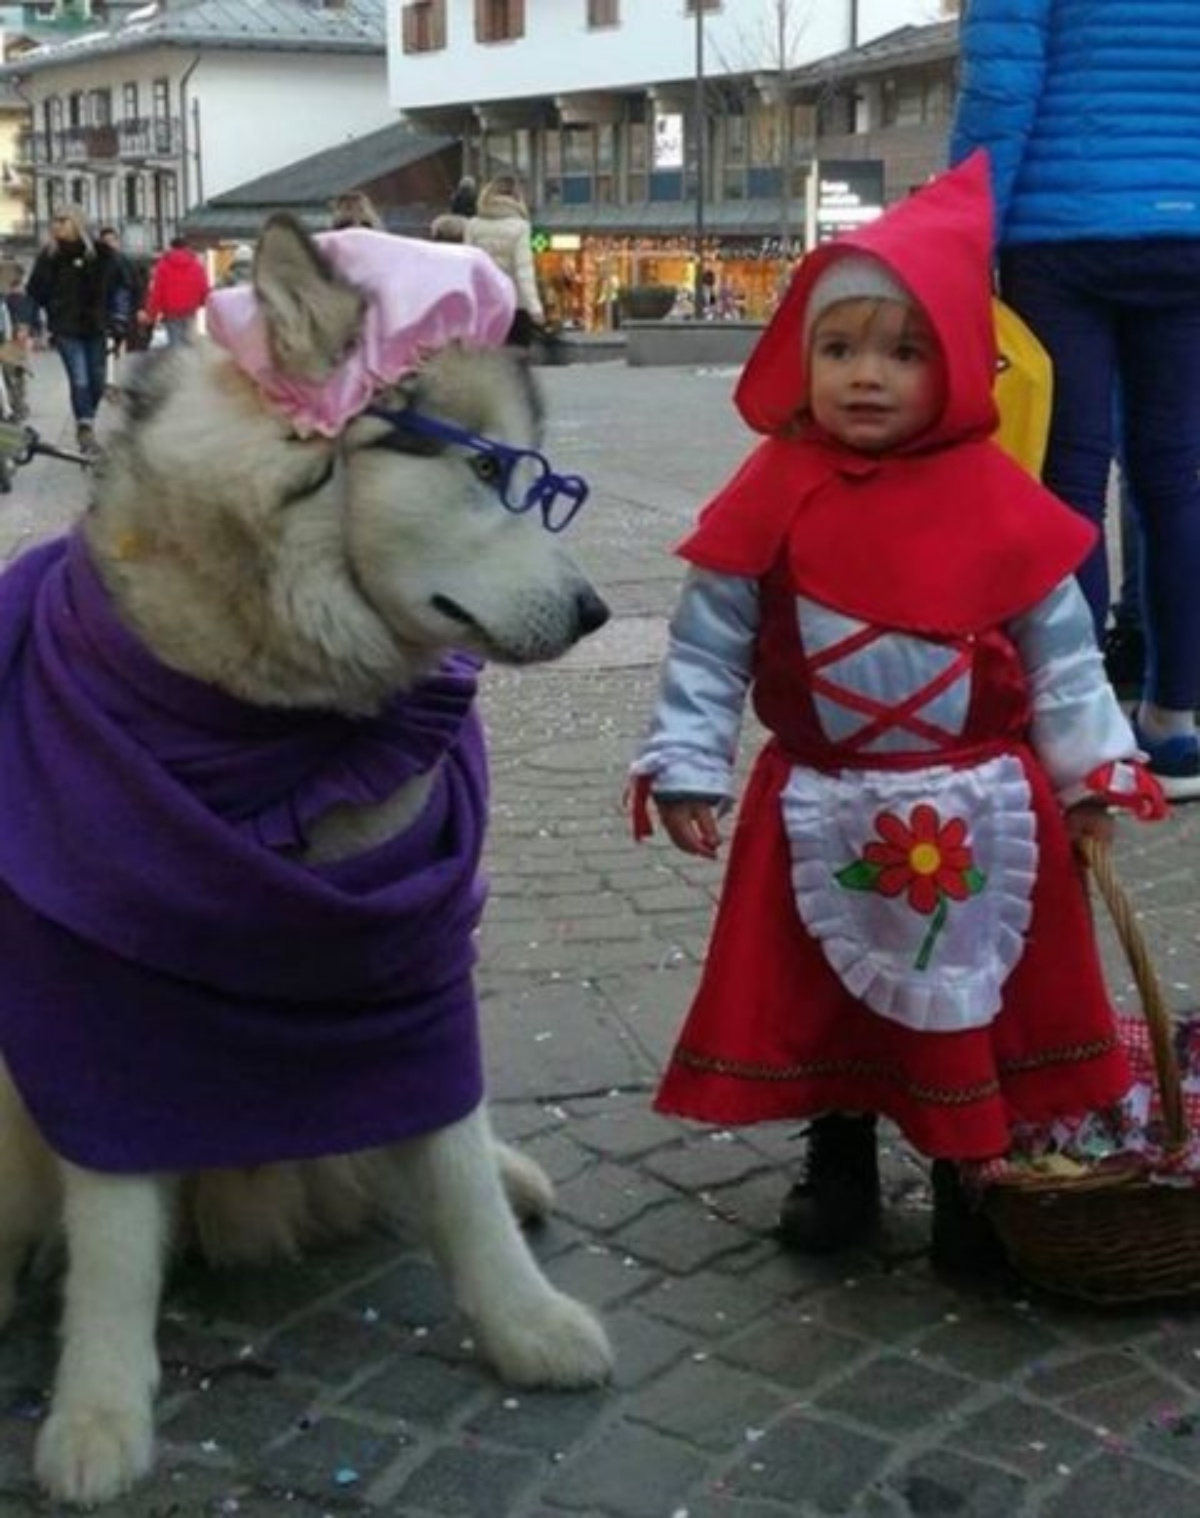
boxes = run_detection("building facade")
[0,0,394,254]
[388,0,959,326]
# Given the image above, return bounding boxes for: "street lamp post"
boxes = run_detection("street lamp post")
[693,1,706,320]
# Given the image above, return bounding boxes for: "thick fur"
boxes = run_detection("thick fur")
[0,215,612,1508]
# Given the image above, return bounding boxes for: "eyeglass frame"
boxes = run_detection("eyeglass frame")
[364,404,590,534]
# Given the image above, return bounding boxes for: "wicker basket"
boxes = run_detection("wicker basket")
[983,838,1200,1305]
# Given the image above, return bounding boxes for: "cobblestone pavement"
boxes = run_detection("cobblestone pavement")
[2,354,1200,1517]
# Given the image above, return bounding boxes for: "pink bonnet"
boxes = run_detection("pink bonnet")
[205,229,517,436]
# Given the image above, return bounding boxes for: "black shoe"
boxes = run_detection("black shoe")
[929,1159,1007,1276]
[1102,622,1145,701]
[776,1114,881,1254]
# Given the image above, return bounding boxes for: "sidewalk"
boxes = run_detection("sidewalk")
[2,356,1200,1517]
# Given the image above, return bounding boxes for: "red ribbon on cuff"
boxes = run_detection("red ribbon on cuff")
[1083,762,1169,821]
[627,774,655,842]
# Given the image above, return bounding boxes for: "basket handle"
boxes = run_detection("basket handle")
[1079,836,1188,1150]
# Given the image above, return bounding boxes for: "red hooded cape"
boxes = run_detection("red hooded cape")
[681,152,1093,635]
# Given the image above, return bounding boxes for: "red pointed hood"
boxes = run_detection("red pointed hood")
[737,151,999,448]
[679,153,1096,636]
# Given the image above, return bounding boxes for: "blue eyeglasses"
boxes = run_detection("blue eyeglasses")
[365,404,590,534]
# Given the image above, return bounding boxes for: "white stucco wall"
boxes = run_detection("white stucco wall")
[387,0,945,110]
[189,52,393,199]
[14,44,394,204]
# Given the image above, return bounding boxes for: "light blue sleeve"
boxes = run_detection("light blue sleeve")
[1006,577,1139,804]
[948,0,1051,238]
[629,567,758,801]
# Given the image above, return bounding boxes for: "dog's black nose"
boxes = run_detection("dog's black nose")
[576,586,610,637]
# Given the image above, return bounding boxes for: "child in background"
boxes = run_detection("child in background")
[629,155,1165,1258]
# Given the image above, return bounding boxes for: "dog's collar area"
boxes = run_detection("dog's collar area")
[364,404,590,534]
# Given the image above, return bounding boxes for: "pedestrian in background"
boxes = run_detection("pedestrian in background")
[1,268,40,421]
[951,0,1200,799]
[330,191,383,230]
[220,243,254,288]
[139,236,210,348]
[97,225,143,392]
[430,176,478,244]
[97,226,141,357]
[26,205,117,451]
[628,157,1163,1261]
[465,175,544,347]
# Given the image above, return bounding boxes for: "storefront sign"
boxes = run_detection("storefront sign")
[815,160,885,242]
[653,113,685,170]
[550,234,583,251]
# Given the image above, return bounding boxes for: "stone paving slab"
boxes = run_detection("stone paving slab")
[2,358,1200,1516]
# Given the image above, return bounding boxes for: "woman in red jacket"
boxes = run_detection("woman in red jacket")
[139,237,210,347]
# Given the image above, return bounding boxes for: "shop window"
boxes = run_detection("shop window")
[476,0,524,43]
[486,131,516,176]
[749,101,781,167]
[596,123,615,171]
[563,124,594,176]
[543,128,563,205]
[403,0,447,53]
[587,0,619,25]
[748,167,783,199]
[880,77,925,129]
[817,90,856,136]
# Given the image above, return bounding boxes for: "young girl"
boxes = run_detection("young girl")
[629,154,1165,1256]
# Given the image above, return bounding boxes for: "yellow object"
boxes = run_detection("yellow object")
[992,297,1053,479]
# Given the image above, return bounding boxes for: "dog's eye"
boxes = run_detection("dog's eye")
[471,454,503,484]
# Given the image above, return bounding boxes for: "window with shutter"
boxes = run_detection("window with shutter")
[587,0,619,26]
[403,0,447,53]
[476,0,525,44]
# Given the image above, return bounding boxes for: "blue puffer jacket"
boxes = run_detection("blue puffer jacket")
[950,0,1200,246]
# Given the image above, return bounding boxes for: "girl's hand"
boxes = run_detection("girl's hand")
[1066,800,1114,849]
[657,799,722,859]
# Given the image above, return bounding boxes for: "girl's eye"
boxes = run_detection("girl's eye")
[895,344,927,363]
[471,453,502,483]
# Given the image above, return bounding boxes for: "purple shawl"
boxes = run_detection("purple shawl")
[0,534,488,1171]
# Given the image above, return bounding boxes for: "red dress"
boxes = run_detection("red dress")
[643,155,1159,1160]
[654,559,1133,1160]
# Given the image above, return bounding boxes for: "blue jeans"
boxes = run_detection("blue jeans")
[1001,239,1200,709]
[54,334,107,425]
[163,316,195,347]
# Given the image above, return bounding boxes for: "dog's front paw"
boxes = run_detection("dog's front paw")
[35,1402,154,1507]
[480,1289,613,1389]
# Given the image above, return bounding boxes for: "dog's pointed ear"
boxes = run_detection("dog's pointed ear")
[252,213,366,381]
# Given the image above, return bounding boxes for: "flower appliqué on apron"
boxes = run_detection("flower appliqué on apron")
[836,803,986,971]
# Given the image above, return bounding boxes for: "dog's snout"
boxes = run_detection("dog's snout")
[575,586,610,638]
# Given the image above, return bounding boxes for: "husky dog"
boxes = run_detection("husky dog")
[0,216,612,1506]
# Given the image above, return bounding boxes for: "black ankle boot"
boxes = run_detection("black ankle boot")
[776,1114,881,1253]
[929,1159,1007,1276]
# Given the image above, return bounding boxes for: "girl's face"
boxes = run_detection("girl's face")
[807,298,945,454]
[52,215,80,245]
